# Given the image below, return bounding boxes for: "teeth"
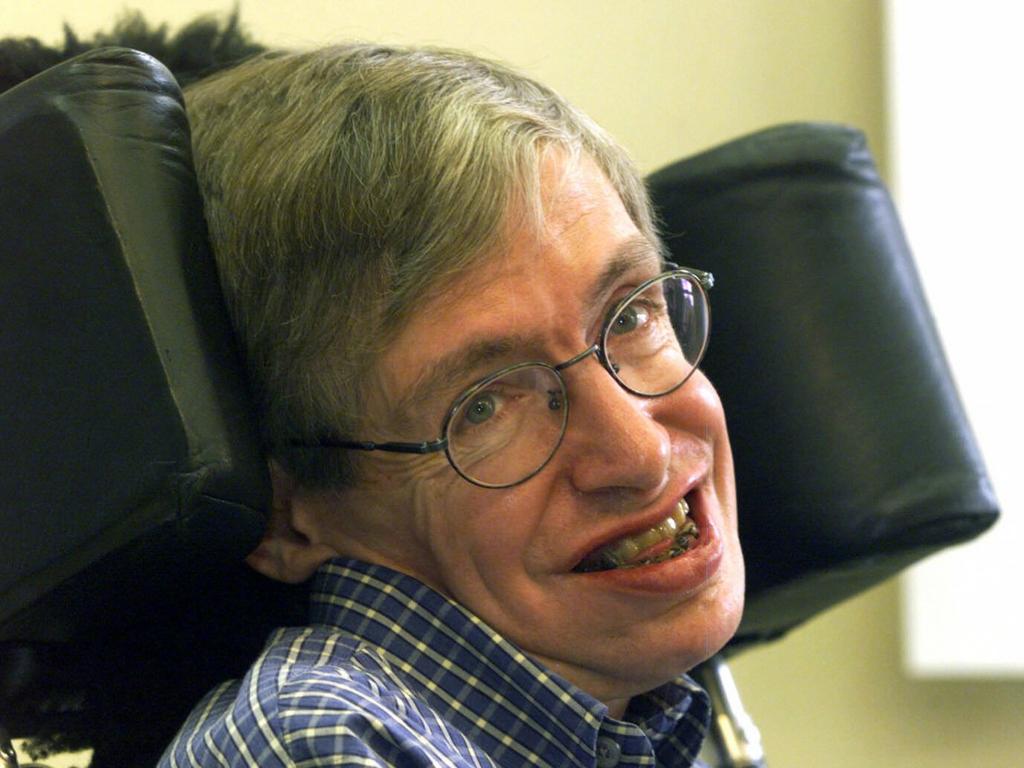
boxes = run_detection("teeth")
[574,498,700,573]
[607,537,641,563]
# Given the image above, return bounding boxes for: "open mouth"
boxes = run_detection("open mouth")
[572,497,701,574]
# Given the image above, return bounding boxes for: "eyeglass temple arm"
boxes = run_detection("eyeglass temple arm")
[665,261,714,290]
[291,438,449,455]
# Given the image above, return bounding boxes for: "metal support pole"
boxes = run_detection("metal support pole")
[692,654,767,768]
[0,723,18,768]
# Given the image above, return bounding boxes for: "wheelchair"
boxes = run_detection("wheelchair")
[0,49,998,767]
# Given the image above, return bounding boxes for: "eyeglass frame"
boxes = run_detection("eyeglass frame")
[293,262,714,488]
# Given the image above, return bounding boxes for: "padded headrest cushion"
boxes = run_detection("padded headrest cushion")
[648,123,998,649]
[0,47,271,740]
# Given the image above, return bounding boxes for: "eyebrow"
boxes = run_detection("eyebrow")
[398,235,663,422]
[588,235,663,310]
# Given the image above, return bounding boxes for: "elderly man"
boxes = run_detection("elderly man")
[161,43,744,768]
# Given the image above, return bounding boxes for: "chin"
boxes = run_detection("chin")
[695,593,744,668]
[614,577,745,698]
[669,561,746,676]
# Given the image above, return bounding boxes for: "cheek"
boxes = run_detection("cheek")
[658,373,737,525]
[421,481,555,589]
[698,381,736,505]
[399,460,510,586]
[355,452,460,568]
[404,457,461,534]
[681,372,727,429]
[652,372,731,458]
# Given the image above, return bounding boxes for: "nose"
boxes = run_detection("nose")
[559,355,672,497]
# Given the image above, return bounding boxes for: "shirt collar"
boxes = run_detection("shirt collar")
[309,557,709,767]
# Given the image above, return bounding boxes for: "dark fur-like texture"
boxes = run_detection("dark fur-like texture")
[0,7,266,94]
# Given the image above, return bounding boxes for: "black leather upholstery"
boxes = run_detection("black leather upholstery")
[0,49,272,762]
[647,123,998,649]
[0,51,998,761]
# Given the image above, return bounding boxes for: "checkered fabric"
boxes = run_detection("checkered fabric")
[160,558,710,767]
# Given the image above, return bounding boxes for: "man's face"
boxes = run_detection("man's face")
[340,152,744,709]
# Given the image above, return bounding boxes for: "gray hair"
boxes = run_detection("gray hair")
[184,43,658,488]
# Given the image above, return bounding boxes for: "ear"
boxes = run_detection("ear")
[246,461,339,584]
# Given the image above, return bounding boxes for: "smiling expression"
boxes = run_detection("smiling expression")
[320,151,745,712]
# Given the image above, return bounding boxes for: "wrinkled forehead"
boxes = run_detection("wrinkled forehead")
[434,150,656,302]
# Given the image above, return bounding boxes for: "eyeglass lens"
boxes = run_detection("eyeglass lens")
[447,365,568,487]
[604,273,708,396]
[446,272,708,487]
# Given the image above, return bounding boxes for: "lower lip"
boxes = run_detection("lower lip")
[575,491,723,595]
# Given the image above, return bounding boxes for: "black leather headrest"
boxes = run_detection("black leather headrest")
[648,123,998,650]
[0,47,272,758]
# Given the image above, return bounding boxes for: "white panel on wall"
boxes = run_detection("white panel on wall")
[890,1,1024,676]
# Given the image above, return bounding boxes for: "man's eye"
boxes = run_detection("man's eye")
[464,393,497,424]
[610,304,649,335]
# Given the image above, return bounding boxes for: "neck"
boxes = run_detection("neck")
[604,696,630,719]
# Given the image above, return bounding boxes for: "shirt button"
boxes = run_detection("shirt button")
[595,736,622,768]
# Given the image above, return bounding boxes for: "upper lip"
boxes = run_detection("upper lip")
[567,468,708,570]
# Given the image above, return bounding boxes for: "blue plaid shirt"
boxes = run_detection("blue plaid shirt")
[160,558,710,767]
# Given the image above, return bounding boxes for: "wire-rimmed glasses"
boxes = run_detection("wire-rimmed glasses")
[301,264,713,488]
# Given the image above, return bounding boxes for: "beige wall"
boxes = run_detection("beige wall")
[5,2,1021,765]
[731,580,1024,766]
[4,0,885,173]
